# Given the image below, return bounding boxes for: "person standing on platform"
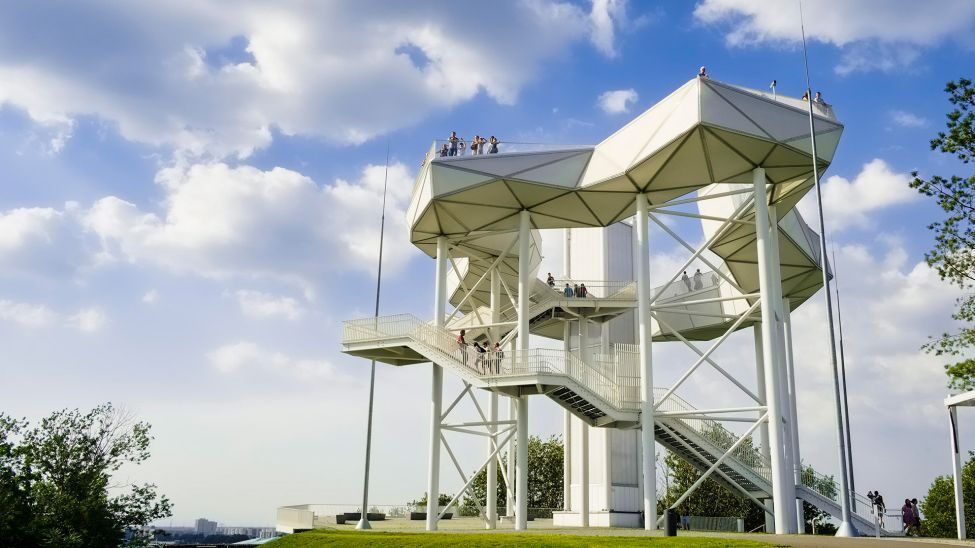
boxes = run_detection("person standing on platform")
[693,268,703,290]
[457,329,468,366]
[448,131,459,156]
[682,271,692,292]
[493,342,503,373]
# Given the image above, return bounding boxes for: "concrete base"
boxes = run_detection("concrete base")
[835,521,860,537]
[553,511,642,528]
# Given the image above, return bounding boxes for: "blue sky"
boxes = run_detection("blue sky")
[2,0,975,527]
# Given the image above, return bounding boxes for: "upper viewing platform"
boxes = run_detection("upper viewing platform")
[406,76,844,257]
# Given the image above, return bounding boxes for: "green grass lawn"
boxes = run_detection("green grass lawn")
[270,530,772,547]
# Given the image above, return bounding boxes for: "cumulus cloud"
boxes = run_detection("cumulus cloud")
[693,0,975,74]
[0,300,57,328]
[207,341,340,380]
[889,109,928,128]
[82,161,415,292]
[597,88,638,114]
[797,158,919,232]
[0,1,627,158]
[0,299,106,333]
[0,204,85,278]
[66,307,108,333]
[235,290,304,320]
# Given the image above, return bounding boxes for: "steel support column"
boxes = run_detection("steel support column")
[753,168,792,534]
[506,398,516,518]
[516,395,529,530]
[950,405,966,539]
[768,207,798,534]
[427,236,447,531]
[563,229,573,516]
[782,297,804,532]
[635,193,657,529]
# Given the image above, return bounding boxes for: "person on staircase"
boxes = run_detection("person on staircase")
[547,273,555,288]
[564,283,573,298]
[493,342,503,373]
[472,341,487,372]
[682,271,692,292]
[693,268,703,290]
[573,284,580,297]
[457,329,468,366]
[579,283,588,297]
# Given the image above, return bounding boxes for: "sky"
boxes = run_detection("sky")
[1,0,975,527]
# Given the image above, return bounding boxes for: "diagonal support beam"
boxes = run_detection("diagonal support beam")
[649,213,747,295]
[653,300,763,410]
[442,383,473,421]
[660,412,769,523]
[444,239,517,325]
[438,428,517,521]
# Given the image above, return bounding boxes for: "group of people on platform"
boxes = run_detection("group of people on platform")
[699,65,829,107]
[440,131,500,157]
[867,490,922,536]
[455,329,503,374]
[546,273,589,298]
[681,268,716,293]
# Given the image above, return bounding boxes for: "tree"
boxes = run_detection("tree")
[461,435,564,517]
[798,465,838,535]
[0,404,172,548]
[909,78,975,389]
[658,450,765,532]
[920,450,975,538]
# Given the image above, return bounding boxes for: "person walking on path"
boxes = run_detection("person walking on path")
[911,498,921,536]
[902,499,917,536]
[874,492,886,528]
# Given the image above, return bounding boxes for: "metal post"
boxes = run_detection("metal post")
[782,297,805,532]
[635,194,657,530]
[579,315,592,527]
[507,398,516,518]
[487,394,498,529]
[799,2,857,535]
[754,327,774,534]
[516,395,529,530]
[950,406,966,539]
[487,267,500,529]
[518,210,530,357]
[356,152,390,531]
[768,207,798,534]
[832,246,857,512]
[427,236,447,531]
[563,229,572,516]
[753,167,790,534]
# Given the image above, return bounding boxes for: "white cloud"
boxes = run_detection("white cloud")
[207,341,339,380]
[235,290,304,320]
[83,161,415,292]
[597,88,638,114]
[67,307,108,333]
[0,1,625,158]
[0,205,85,278]
[0,300,106,333]
[890,109,928,128]
[142,290,160,304]
[0,300,57,328]
[693,0,975,74]
[797,158,919,232]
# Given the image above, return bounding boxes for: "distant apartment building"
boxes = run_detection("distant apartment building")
[194,517,218,535]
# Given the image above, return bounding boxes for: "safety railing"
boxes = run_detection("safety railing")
[548,279,635,299]
[653,388,771,484]
[653,269,722,302]
[429,139,590,159]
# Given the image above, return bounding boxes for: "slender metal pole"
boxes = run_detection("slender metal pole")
[799,0,857,535]
[356,145,390,531]
[949,406,967,539]
[832,245,857,511]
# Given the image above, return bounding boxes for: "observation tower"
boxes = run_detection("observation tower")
[342,77,879,535]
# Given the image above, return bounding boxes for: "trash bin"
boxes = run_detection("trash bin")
[664,508,678,536]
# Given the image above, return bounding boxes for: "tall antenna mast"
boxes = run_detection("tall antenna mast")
[831,244,857,511]
[357,143,390,530]
[799,0,857,536]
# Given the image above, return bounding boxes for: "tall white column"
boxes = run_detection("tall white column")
[487,394,498,529]
[507,398,516,518]
[753,167,791,535]
[579,316,591,527]
[516,395,529,530]
[563,322,572,513]
[563,229,573,515]
[427,236,447,531]
[635,194,657,530]
[950,406,966,540]
[487,268,500,529]
[754,327,774,534]
[518,210,530,357]
[782,297,804,532]
[768,208,798,534]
